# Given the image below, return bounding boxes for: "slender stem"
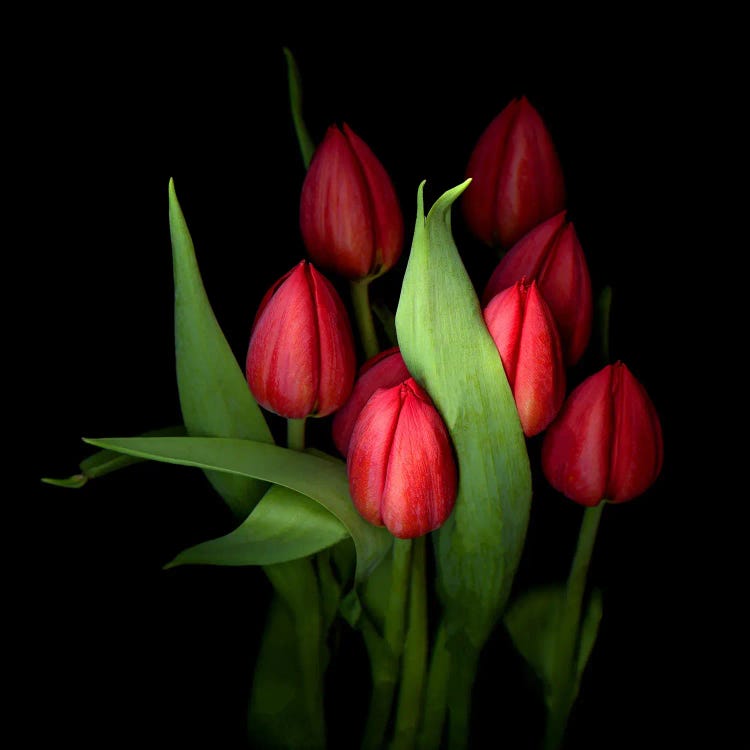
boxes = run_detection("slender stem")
[445,637,480,750]
[391,536,428,750]
[350,278,380,359]
[544,501,606,750]
[361,538,413,750]
[416,621,450,750]
[287,417,307,452]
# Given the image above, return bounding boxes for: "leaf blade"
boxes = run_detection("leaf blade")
[83,435,391,582]
[169,179,273,518]
[395,181,532,647]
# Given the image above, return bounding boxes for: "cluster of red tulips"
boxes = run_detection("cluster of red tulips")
[46,52,665,750]
[246,96,663,540]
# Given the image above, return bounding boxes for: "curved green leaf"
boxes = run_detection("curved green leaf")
[164,484,348,569]
[169,180,273,518]
[395,180,532,649]
[83,436,391,582]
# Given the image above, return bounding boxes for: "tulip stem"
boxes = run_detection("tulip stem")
[416,619,449,750]
[360,537,413,750]
[391,535,428,750]
[544,501,605,750]
[287,418,307,452]
[351,279,380,359]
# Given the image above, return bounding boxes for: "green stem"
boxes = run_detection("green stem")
[416,621,449,750]
[351,278,380,359]
[391,536,428,750]
[361,538,413,750]
[287,417,307,452]
[445,636,480,750]
[544,501,605,750]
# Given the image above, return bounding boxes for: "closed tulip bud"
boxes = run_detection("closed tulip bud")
[300,123,404,280]
[332,346,411,457]
[462,96,566,249]
[246,260,356,418]
[484,279,566,437]
[483,211,592,366]
[541,361,663,506]
[347,378,457,539]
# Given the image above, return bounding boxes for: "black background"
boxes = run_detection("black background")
[16,18,720,750]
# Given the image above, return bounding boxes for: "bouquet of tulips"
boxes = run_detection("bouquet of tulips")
[43,48,664,750]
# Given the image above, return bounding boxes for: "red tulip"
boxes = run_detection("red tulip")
[541,361,663,506]
[332,346,411,457]
[484,279,566,437]
[462,96,566,249]
[300,123,404,280]
[347,378,457,539]
[246,260,356,418]
[483,211,592,366]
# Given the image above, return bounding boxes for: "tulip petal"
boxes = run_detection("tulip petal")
[247,263,318,418]
[542,366,613,506]
[381,384,457,539]
[332,348,410,456]
[343,123,404,274]
[300,126,375,278]
[308,265,356,416]
[607,363,664,502]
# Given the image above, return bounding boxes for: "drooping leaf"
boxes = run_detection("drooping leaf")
[169,179,273,519]
[395,181,532,649]
[83,436,391,582]
[164,484,348,569]
[41,425,187,488]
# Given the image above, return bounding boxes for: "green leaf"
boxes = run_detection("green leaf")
[83,435,391,583]
[169,179,274,518]
[283,47,316,169]
[395,181,532,649]
[41,425,187,488]
[164,483,348,568]
[504,585,603,701]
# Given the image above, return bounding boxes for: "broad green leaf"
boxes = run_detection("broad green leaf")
[41,425,186,488]
[164,484,348,568]
[395,181,532,649]
[83,436,391,582]
[283,47,316,169]
[504,585,603,701]
[169,179,273,519]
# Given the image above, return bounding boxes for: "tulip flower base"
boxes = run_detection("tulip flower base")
[41,48,664,750]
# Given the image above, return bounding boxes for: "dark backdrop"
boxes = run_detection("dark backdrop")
[17,21,714,750]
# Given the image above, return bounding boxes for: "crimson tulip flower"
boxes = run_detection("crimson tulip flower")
[541,361,663,506]
[462,95,566,249]
[245,260,356,418]
[300,123,404,280]
[332,346,411,457]
[483,210,592,366]
[347,378,457,539]
[484,279,565,436]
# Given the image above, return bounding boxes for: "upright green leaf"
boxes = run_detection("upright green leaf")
[169,179,273,518]
[83,436,391,582]
[395,181,532,649]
